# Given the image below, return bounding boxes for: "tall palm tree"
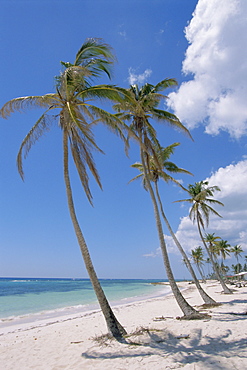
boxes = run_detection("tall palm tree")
[191,246,206,282]
[130,143,217,305]
[176,181,232,294]
[113,82,204,318]
[0,38,127,339]
[231,245,243,274]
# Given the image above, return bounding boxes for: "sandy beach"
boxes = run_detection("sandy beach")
[1,280,246,369]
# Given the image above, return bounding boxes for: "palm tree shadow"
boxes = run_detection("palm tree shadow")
[81,328,247,369]
[225,298,247,305]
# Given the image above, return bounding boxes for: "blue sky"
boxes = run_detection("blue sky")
[0,0,246,279]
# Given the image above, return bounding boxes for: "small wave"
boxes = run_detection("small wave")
[11,280,31,283]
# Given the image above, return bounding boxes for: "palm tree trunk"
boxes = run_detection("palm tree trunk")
[196,263,206,283]
[140,149,200,317]
[196,215,232,294]
[154,182,217,306]
[63,131,127,339]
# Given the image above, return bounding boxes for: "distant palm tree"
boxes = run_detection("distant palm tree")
[231,245,243,274]
[215,240,231,274]
[204,233,221,265]
[0,38,127,339]
[232,263,242,275]
[191,246,206,282]
[114,82,204,318]
[176,181,232,294]
[130,143,217,305]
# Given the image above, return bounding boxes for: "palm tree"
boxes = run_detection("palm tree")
[130,143,217,305]
[231,245,243,274]
[191,246,206,282]
[215,240,231,274]
[0,38,127,339]
[204,233,221,265]
[232,263,242,275]
[176,181,232,294]
[113,82,204,318]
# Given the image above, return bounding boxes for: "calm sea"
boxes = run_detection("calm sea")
[0,278,170,323]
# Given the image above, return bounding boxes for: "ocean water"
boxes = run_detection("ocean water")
[0,278,170,323]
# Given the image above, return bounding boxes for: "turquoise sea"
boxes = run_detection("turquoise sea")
[0,278,171,325]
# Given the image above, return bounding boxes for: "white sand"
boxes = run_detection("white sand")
[1,281,246,369]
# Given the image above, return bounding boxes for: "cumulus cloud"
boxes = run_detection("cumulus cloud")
[167,159,247,253]
[167,0,247,138]
[145,159,247,257]
[127,68,152,85]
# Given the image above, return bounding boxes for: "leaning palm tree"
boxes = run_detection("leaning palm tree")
[130,143,217,305]
[176,181,232,294]
[113,82,205,318]
[191,247,206,282]
[231,245,243,274]
[0,38,127,339]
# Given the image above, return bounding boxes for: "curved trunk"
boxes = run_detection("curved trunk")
[196,215,232,294]
[154,182,217,305]
[140,149,198,317]
[63,131,127,339]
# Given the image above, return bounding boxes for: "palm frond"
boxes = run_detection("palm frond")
[205,198,224,207]
[153,78,178,93]
[204,203,223,219]
[84,104,127,143]
[0,94,59,118]
[152,108,193,139]
[78,85,127,103]
[17,110,56,179]
[69,127,102,204]
[74,38,115,79]
[75,38,115,64]
[128,173,143,184]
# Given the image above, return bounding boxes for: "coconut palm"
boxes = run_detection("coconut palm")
[231,245,243,274]
[130,143,217,305]
[176,181,232,294]
[215,240,231,274]
[191,246,206,282]
[113,82,204,318]
[204,233,221,265]
[232,263,242,275]
[0,38,127,339]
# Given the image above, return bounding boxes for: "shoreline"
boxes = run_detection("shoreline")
[0,278,170,320]
[0,284,171,335]
[1,280,247,369]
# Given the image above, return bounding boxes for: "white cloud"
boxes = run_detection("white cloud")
[167,159,247,253]
[143,248,161,258]
[128,68,152,85]
[167,0,247,138]
[145,159,247,257]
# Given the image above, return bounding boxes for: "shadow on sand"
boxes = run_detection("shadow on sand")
[81,323,247,369]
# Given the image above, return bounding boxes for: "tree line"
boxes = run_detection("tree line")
[191,241,246,280]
